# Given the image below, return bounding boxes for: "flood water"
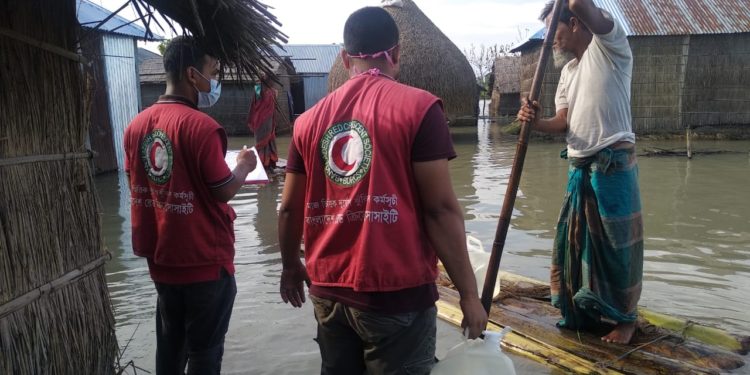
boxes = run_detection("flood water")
[99,121,750,374]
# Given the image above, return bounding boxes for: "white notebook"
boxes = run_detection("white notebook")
[224,147,269,185]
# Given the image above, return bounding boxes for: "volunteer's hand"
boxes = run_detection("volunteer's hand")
[280,260,310,308]
[459,296,488,339]
[236,146,257,172]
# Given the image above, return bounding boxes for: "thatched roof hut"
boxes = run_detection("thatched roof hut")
[489,56,522,117]
[328,0,479,126]
[0,0,284,373]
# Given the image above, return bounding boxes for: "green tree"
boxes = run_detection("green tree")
[463,43,514,100]
[157,39,171,55]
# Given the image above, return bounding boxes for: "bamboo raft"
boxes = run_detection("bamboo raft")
[436,271,749,374]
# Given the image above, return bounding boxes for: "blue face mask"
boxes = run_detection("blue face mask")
[192,68,221,108]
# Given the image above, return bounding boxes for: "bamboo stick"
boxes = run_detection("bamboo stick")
[0,252,112,320]
[439,285,745,374]
[493,271,750,355]
[0,27,87,64]
[0,151,93,167]
[436,299,626,374]
[481,0,565,312]
[639,309,749,355]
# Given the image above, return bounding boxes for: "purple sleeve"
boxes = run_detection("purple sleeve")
[411,102,457,162]
[285,137,306,174]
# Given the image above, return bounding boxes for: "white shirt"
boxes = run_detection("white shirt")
[555,13,634,158]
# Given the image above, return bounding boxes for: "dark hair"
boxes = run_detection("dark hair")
[162,36,211,83]
[343,7,399,55]
[539,0,580,27]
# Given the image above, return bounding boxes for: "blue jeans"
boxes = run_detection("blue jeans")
[154,269,236,375]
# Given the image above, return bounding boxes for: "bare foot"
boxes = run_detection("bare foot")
[601,322,636,344]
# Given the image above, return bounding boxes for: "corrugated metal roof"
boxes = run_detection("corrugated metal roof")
[137,47,160,62]
[139,58,165,83]
[76,0,162,41]
[512,0,750,52]
[272,44,342,74]
[596,0,750,35]
[139,58,287,83]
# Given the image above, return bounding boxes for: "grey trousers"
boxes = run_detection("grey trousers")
[310,295,437,375]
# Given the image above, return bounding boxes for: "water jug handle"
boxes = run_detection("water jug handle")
[466,235,484,253]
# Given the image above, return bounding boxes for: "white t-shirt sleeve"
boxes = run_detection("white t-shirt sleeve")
[555,67,569,111]
[593,11,631,68]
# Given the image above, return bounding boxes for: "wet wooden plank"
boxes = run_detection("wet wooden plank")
[437,284,746,375]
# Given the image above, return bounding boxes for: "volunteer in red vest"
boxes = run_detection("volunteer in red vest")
[278,7,488,374]
[124,36,256,375]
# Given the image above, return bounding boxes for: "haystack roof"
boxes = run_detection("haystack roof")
[493,56,521,94]
[328,0,478,125]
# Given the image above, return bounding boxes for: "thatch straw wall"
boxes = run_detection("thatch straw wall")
[518,46,563,120]
[489,56,522,116]
[0,0,117,373]
[682,33,750,131]
[629,35,684,134]
[517,33,750,136]
[328,0,479,126]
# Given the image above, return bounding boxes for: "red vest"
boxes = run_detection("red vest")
[124,101,236,283]
[293,74,441,292]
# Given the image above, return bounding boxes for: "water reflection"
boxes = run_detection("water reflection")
[97,126,750,374]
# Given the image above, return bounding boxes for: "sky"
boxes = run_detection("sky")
[95,0,547,54]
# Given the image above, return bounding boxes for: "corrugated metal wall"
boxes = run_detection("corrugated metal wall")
[302,75,329,110]
[102,34,139,170]
[83,34,119,174]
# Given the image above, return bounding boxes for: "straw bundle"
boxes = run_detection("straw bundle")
[0,0,117,373]
[328,0,479,126]
[129,0,288,83]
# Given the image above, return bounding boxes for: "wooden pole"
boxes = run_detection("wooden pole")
[480,0,566,313]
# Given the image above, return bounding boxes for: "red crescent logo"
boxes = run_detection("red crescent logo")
[150,143,164,172]
[331,135,356,172]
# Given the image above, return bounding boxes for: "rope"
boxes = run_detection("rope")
[595,333,671,369]
[594,320,696,369]
[681,320,697,338]
[0,27,88,64]
[0,251,112,320]
[0,150,95,168]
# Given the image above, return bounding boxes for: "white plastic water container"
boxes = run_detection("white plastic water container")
[466,235,501,299]
[431,328,517,375]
